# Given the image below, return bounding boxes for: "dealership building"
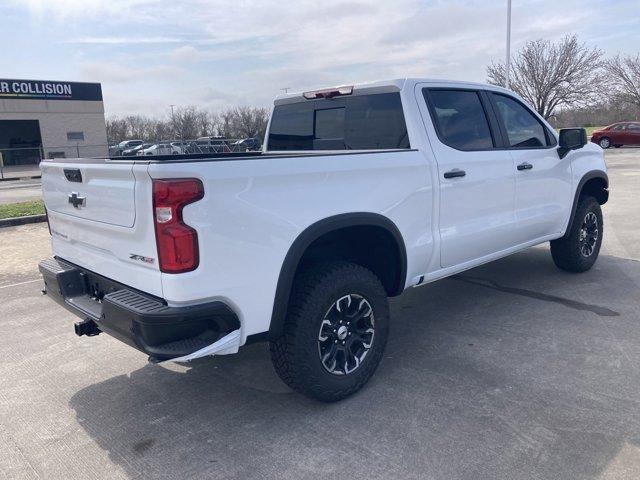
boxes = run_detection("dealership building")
[0,78,108,167]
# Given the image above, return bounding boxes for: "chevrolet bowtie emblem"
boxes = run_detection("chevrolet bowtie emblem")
[68,192,86,209]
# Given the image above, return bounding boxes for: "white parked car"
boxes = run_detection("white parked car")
[110,139,143,156]
[39,79,608,401]
[137,142,182,156]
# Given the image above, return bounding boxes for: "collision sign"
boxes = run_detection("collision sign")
[0,78,102,101]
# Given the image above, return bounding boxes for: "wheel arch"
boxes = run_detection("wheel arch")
[267,213,407,340]
[565,170,609,236]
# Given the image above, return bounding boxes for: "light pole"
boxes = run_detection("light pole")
[170,104,177,142]
[505,0,512,89]
[281,87,291,94]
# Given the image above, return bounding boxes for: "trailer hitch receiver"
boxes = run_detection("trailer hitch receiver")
[74,318,101,337]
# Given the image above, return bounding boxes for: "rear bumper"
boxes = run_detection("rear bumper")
[39,257,240,361]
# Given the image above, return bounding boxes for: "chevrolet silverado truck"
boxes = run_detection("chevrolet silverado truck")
[39,79,608,401]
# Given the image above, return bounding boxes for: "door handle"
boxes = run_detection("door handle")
[444,169,466,179]
[517,162,533,171]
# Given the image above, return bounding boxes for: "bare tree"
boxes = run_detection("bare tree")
[230,106,270,139]
[150,119,173,141]
[105,105,270,144]
[487,35,604,119]
[170,106,201,140]
[124,115,155,140]
[218,109,236,138]
[195,110,218,137]
[105,117,128,144]
[605,54,640,109]
[555,97,640,127]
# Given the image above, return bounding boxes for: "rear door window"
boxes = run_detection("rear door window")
[424,89,495,151]
[268,92,410,150]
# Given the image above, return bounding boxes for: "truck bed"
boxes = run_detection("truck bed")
[42,148,414,166]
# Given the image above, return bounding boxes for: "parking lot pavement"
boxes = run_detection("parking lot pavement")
[1,148,639,480]
[0,179,42,205]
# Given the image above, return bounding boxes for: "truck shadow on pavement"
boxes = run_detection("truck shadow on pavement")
[69,246,640,480]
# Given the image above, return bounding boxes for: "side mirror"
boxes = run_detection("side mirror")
[558,128,587,159]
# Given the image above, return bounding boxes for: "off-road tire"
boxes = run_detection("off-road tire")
[270,261,389,402]
[550,195,603,272]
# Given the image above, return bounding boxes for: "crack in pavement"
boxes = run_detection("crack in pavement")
[453,275,620,317]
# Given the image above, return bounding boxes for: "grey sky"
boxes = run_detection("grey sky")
[2,0,638,117]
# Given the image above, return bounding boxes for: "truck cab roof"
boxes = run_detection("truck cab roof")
[273,78,514,105]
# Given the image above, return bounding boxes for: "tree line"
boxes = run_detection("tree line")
[106,106,269,144]
[487,35,640,126]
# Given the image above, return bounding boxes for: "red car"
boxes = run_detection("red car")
[591,122,640,149]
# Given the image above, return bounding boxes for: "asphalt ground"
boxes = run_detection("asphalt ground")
[0,179,42,205]
[1,148,639,479]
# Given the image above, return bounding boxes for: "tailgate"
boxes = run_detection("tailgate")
[41,161,136,227]
[41,159,163,298]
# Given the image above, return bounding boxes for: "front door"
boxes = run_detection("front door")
[609,123,627,146]
[419,86,517,268]
[488,92,572,242]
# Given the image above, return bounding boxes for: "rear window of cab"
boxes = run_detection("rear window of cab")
[268,92,410,151]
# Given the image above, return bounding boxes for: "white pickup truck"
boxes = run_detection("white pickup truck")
[39,79,608,401]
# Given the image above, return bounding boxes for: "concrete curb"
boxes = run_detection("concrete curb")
[0,214,47,228]
[0,175,42,182]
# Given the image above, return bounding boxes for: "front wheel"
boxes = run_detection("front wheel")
[550,196,603,272]
[270,262,389,402]
[598,137,611,149]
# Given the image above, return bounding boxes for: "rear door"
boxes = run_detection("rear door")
[488,92,572,243]
[627,123,640,145]
[419,87,517,268]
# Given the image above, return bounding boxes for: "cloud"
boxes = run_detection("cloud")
[192,87,250,110]
[79,62,186,84]
[64,36,185,45]
[8,0,154,21]
[169,45,200,62]
[5,0,639,115]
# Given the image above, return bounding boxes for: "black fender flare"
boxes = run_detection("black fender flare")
[565,170,609,236]
[267,212,407,341]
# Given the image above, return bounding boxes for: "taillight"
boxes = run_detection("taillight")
[152,179,204,273]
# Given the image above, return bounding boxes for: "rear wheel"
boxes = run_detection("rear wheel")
[598,137,611,149]
[550,196,602,272]
[270,262,389,402]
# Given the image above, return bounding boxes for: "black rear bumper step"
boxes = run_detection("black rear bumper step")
[39,257,240,361]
